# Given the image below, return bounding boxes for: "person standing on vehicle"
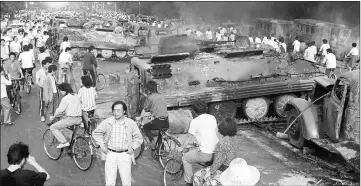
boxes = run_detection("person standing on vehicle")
[1,67,13,125]
[36,60,51,122]
[78,76,97,135]
[180,101,219,186]
[0,142,50,185]
[49,83,83,149]
[82,46,98,88]
[345,43,359,71]
[59,36,71,53]
[304,41,317,63]
[319,39,330,64]
[92,101,143,186]
[323,48,337,77]
[43,64,59,122]
[292,36,300,54]
[138,80,169,150]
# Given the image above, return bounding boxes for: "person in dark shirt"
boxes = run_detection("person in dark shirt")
[137,80,169,149]
[0,142,50,186]
[82,46,99,87]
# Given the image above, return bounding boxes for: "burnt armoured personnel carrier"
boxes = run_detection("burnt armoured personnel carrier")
[128,35,326,125]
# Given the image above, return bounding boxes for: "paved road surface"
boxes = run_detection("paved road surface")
[0,60,350,185]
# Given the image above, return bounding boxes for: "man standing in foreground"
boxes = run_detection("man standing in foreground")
[0,142,50,185]
[323,48,337,77]
[92,101,143,186]
[83,46,99,88]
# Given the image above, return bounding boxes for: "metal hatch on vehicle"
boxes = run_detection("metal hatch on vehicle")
[150,53,190,64]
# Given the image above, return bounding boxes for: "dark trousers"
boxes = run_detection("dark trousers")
[83,69,96,87]
[39,87,45,117]
[143,118,169,142]
[82,110,95,133]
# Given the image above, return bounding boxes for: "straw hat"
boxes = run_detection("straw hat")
[220,158,260,186]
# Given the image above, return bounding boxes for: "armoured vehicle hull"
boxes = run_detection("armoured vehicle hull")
[128,35,326,126]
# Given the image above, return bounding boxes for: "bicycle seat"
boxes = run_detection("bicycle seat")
[66,120,83,131]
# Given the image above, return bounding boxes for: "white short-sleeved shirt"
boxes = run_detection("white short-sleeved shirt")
[58,52,73,64]
[205,31,213,40]
[249,37,254,43]
[35,68,47,87]
[304,46,317,62]
[10,41,22,53]
[292,40,300,52]
[1,75,12,98]
[255,37,261,43]
[18,51,35,68]
[188,114,219,154]
[38,52,50,64]
[320,44,330,56]
[60,41,71,53]
[348,47,359,56]
[324,53,337,69]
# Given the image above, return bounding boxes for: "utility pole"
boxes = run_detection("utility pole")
[139,2,141,15]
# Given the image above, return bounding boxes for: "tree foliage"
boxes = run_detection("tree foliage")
[0,2,25,14]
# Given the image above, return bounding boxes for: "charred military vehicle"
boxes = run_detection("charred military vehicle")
[128,35,326,127]
[284,70,360,173]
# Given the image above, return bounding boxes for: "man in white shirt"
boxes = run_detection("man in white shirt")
[205,28,213,40]
[1,39,9,60]
[304,41,317,62]
[1,66,13,125]
[319,39,330,64]
[181,101,219,185]
[18,45,35,79]
[10,37,22,56]
[249,36,254,43]
[292,36,301,54]
[255,36,262,43]
[59,36,71,53]
[323,48,337,78]
[345,43,359,71]
[36,59,51,122]
[38,47,50,64]
[215,31,222,41]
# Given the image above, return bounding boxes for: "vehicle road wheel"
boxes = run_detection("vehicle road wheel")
[242,97,269,120]
[96,74,106,91]
[115,51,127,59]
[43,129,63,160]
[101,49,113,59]
[26,76,31,94]
[208,101,237,123]
[72,136,93,171]
[286,108,308,148]
[274,94,297,117]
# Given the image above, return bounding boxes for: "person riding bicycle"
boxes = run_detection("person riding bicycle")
[82,46,99,88]
[323,48,337,78]
[180,101,219,186]
[78,76,98,135]
[18,45,35,84]
[345,43,359,71]
[49,83,82,149]
[3,52,24,111]
[137,80,169,150]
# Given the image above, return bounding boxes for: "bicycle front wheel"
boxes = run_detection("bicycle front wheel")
[72,136,93,171]
[163,159,184,186]
[26,76,31,94]
[96,73,106,91]
[158,138,181,168]
[43,129,63,160]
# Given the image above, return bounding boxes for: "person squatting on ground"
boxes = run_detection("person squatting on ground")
[43,64,60,122]
[50,83,83,149]
[1,66,13,125]
[180,101,219,186]
[92,101,143,186]
[82,46,98,88]
[36,59,51,122]
[345,43,359,71]
[193,118,239,186]
[138,80,169,149]
[78,75,97,134]
[323,48,337,78]
[0,142,50,186]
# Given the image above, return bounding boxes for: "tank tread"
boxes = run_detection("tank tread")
[237,116,285,125]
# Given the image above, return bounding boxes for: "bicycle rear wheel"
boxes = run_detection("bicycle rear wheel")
[26,76,31,94]
[87,119,99,148]
[96,73,106,91]
[43,129,63,160]
[329,73,337,80]
[163,159,184,186]
[72,136,93,171]
[158,138,181,168]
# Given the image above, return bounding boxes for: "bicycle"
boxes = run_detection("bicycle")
[163,144,213,186]
[42,117,94,171]
[22,69,33,94]
[83,68,106,91]
[9,78,22,115]
[135,116,181,168]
